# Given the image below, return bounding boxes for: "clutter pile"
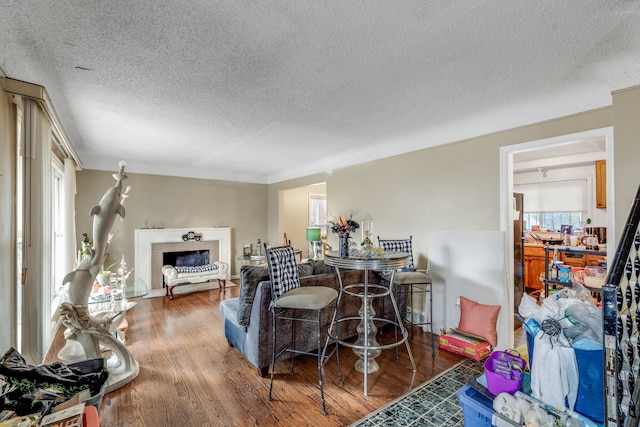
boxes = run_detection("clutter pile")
[0,348,108,426]
[518,284,604,424]
[458,281,604,427]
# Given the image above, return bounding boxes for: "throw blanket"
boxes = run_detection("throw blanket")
[175,263,219,274]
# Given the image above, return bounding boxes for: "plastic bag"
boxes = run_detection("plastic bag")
[563,301,602,344]
[552,281,595,306]
[518,293,541,319]
[518,292,602,346]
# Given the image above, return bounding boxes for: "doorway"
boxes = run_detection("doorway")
[499,127,614,348]
[279,182,327,258]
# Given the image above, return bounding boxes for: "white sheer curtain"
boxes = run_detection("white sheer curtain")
[63,157,77,275]
[0,89,19,353]
[20,98,53,364]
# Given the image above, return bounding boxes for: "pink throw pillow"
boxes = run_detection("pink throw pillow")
[457,296,501,347]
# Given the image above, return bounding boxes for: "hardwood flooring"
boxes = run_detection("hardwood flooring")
[86,285,467,426]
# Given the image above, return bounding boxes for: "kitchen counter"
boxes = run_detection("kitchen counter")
[524,242,607,253]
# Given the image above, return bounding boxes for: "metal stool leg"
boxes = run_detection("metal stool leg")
[408,283,415,338]
[290,310,297,374]
[428,282,435,357]
[388,277,416,372]
[331,299,342,386]
[316,310,327,416]
[269,308,277,401]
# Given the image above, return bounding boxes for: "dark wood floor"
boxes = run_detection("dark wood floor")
[88,284,468,427]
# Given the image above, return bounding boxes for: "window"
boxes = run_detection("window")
[309,193,326,227]
[522,212,583,232]
[51,157,66,315]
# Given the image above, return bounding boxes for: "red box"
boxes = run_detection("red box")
[439,329,492,361]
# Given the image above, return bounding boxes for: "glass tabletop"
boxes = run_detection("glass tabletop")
[125,277,148,299]
[88,276,148,303]
[324,251,409,270]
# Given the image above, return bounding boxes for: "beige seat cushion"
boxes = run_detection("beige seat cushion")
[274,286,338,310]
[383,271,432,285]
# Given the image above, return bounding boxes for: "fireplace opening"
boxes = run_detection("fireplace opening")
[163,250,210,268]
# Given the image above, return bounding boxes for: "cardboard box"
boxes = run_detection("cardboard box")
[439,329,492,361]
[40,402,84,427]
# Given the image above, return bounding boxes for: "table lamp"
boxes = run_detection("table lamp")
[306,227,322,260]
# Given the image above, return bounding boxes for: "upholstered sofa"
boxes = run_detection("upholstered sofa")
[219,260,407,376]
[162,261,229,299]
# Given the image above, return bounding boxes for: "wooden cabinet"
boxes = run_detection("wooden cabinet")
[524,245,546,291]
[558,252,606,268]
[560,252,585,268]
[585,253,607,266]
[595,160,606,208]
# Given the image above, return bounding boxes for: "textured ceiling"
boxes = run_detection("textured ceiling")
[1,1,639,183]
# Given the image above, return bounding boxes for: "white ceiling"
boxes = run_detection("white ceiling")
[513,137,607,172]
[1,1,639,184]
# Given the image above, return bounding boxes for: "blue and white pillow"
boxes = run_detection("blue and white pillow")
[175,263,219,274]
[378,238,416,271]
[266,246,300,300]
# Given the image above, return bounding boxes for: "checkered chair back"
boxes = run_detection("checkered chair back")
[377,237,416,271]
[265,245,301,301]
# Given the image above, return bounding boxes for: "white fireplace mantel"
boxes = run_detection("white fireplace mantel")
[135,227,231,289]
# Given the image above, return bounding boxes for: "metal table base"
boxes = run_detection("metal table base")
[325,251,417,396]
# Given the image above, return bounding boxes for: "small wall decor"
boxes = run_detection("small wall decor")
[182,231,202,241]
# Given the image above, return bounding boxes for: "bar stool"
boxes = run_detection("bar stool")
[377,236,435,357]
[264,244,341,415]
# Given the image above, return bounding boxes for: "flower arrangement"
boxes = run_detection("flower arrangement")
[328,212,360,236]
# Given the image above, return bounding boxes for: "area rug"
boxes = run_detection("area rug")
[143,280,237,299]
[350,357,484,427]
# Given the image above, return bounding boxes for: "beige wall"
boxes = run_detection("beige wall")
[268,107,614,270]
[75,170,267,279]
[612,85,640,243]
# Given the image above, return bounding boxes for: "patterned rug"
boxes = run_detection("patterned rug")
[350,358,485,427]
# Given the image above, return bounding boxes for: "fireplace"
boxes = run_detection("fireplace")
[163,250,210,268]
[135,227,231,290]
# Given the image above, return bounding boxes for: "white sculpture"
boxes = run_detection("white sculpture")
[58,161,139,392]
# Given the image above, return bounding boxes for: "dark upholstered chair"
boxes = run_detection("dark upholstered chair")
[377,236,435,357]
[264,244,341,415]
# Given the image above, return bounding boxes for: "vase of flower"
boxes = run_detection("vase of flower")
[339,234,350,258]
[329,211,360,259]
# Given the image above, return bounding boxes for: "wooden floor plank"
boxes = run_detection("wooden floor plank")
[85,285,468,426]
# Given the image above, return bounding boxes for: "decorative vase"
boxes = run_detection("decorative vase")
[97,271,111,287]
[339,234,350,258]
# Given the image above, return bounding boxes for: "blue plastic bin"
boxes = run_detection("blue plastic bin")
[457,384,494,427]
